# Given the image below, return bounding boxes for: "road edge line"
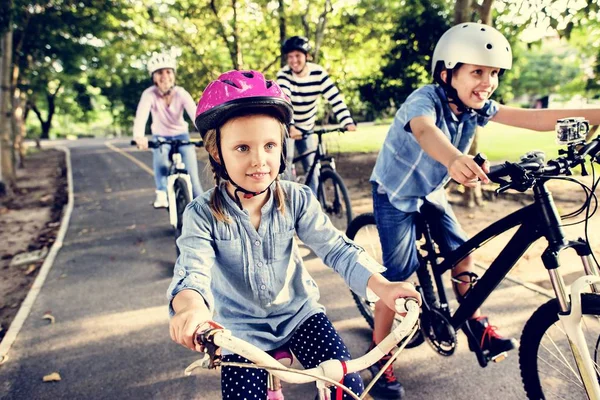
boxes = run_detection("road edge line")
[0,146,74,365]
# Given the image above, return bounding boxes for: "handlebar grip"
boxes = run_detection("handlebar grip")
[394,297,420,313]
[487,164,509,182]
[473,153,487,167]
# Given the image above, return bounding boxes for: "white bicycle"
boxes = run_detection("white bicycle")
[132,138,203,255]
[185,298,420,400]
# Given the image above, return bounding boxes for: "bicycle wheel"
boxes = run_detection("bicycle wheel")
[520,293,600,399]
[317,168,353,232]
[173,177,191,256]
[346,213,424,348]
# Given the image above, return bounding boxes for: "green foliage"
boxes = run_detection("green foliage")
[509,41,586,100]
[6,0,598,138]
[357,0,452,119]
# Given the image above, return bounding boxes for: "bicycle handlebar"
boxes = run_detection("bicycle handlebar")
[186,298,420,385]
[130,139,204,148]
[476,136,600,193]
[296,126,348,139]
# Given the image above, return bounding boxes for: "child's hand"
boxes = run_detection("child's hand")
[448,154,490,187]
[170,305,212,352]
[377,281,422,315]
[290,126,303,140]
[134,137,149,150]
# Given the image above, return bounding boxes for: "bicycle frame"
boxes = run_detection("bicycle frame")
[421,179,600,397]
[426,181,597,329]
[292,132,335,185]
[186,299,420,400]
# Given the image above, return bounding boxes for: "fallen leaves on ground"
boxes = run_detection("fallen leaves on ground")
[42,312,55,324]
[24,264,38,275]
[42,372,61,382]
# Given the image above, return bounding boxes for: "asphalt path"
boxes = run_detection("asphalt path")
[0,138,550,399]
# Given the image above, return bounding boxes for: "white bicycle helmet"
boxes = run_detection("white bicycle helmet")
[147,52,177,76]
[432,23,512,77]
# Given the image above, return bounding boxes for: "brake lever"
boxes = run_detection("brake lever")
[496,183,513,194]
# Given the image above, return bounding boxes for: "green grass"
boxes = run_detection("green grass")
[325,121,560,162]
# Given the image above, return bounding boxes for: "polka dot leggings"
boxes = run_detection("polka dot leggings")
[220,313,364,399]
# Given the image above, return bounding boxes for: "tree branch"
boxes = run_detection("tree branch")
[209,0,239,69]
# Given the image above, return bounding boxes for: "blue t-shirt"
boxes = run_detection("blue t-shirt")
[370,84,499,212]
[167,181,384,351]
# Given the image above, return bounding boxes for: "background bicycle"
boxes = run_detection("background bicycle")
[185,298,420,400]
[131,138,203,253]
[347,123,600,399]
[290,126,353,231]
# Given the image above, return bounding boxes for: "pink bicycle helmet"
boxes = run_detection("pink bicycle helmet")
[195,70,293,138]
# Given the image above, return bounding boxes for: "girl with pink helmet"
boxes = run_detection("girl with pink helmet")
[167,70,420,399]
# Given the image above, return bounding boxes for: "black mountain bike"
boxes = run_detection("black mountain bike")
[291,126,353,231]
[132,138,203,254]
[347,128,600,399]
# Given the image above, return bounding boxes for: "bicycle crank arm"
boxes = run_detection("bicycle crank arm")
[558,275,600,400]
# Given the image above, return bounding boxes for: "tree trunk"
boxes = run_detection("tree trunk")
[12,89,27,168]
[231,0,243,69]
[454,0,496,207]
[209,0,240,69]
[480,0,494,25]
[454,0,472,24]
[30,84,59,140]
[312,0,332,64]
[278,0,286,67]
[0,25,15,197]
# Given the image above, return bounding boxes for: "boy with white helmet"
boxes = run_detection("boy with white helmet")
[368,23,600,399]
[133,52,203,207]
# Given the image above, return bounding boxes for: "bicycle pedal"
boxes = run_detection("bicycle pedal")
[490,351,508,363]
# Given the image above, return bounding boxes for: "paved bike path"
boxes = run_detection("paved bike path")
[0,138,540,399]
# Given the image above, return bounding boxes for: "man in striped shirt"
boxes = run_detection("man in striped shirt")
[276,36,356,194]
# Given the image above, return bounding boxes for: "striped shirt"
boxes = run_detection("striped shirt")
[276,63,353,130]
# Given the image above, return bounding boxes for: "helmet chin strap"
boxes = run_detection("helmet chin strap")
[442,73,489,117]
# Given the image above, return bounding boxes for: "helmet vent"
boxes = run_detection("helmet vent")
[241,72,254,78]
[486,43,493,49]
[265,80,273,89]
[222,79,239,88]
[481,27,486,31]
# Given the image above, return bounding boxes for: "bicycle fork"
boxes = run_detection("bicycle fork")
[549,247,600,400]
[556,274,600,400]
[166,154,193,229]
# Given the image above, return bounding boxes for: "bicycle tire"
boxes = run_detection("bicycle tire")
[346,213,425,348]
[173,177,191,256]
[519,293,600,399]
[317,168,353,232]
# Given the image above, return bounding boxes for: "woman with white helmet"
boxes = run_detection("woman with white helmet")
[133,52,203,208]
[367,22,600,400]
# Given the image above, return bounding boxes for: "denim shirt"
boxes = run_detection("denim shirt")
[166,181,384,351]
[370,84,499,212]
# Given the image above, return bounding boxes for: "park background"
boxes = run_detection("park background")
[0,0,599,193]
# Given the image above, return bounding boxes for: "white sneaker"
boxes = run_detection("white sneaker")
[153,190,168,208]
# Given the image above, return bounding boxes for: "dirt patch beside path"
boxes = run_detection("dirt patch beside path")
[0,149,68,342]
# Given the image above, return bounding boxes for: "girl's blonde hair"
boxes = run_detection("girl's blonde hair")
[203,115,288,222]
